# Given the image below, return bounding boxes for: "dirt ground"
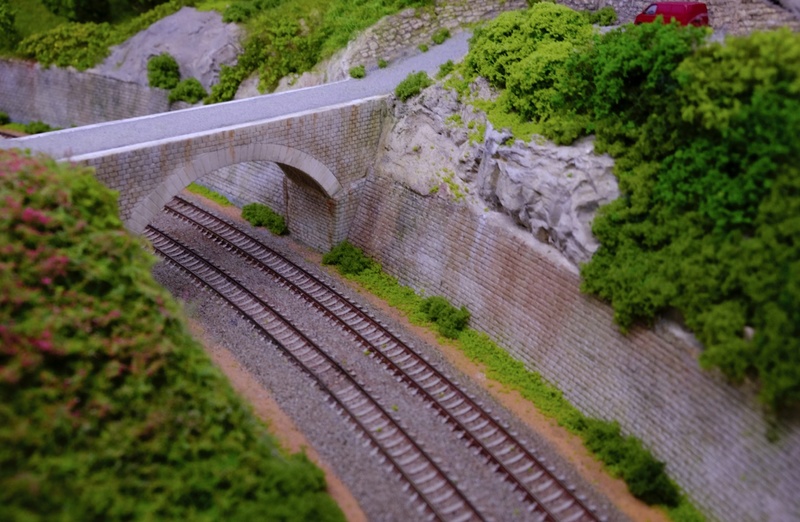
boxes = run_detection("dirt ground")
[184,195,671,522]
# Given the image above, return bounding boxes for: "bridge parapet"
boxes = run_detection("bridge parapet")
[71,97,387,250]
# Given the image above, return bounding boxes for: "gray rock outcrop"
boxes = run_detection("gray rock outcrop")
[91,7,242,91]
[377,80,619,268]
[477,132,618,266]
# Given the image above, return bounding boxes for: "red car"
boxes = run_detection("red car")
[634,2,710,26]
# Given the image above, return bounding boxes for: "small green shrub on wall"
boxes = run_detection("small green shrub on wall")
[431,27,450,45]
[395,71,432,101]
[242,202,288,235]
[349,64,366,79]
[147,52,180,89]
[168,77,206,104]
[585,6,617,26]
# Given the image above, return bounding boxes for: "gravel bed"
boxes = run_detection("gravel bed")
[149,194,628,522]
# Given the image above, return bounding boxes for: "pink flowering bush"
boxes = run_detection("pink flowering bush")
[0,150,344,521]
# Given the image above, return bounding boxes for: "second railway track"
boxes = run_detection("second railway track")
[148,195,615,522]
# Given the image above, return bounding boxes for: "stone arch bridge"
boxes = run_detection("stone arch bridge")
[3,96,388,252]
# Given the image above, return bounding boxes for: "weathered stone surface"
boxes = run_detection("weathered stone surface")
[91,7,242,91]
[378,80,618,268]
[477,132,618,266]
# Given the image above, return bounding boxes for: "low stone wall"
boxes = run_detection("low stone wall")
[346,175,800,522]
[0,59,179,128]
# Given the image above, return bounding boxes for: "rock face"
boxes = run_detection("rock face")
[477,133,618,266]
[378,81,619,268]
[91,7,242,91]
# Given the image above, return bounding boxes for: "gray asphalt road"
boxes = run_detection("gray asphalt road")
[1,31,471,160]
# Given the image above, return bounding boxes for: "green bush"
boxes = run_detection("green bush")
[322,241,378,275]
[436,59,455,79]
[585,6,617,26]
[241,202,288,235]
[18,21,114,69]
[22,120,54,134]
[148,52,180,89]
[0,149,344,522]
[222,3,253,23]
[0,0,19,50]
[431,27,450,45]
[582,419,679,506]
[168,77,206,103]
[0,111,9,125]
[464,4,592,90]
[418,43,429,52]
[577,28,800,410]
[395,71,432,101]
[419,296,470,339]
[16,0,191,69]
[349,64,365,79]
[41,0,109,23]
[377,57,387,68]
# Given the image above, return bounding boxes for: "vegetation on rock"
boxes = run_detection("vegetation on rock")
[0,149,343,521]
[395,71,432,101]
[147,52,180,89]
[169,77,207,103]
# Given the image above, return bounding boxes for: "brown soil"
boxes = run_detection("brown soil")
[182,193,670,522]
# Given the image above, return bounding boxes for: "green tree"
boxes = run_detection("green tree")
[0,0,19,50]
[41,0,110,22]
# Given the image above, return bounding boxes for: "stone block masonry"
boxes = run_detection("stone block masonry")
[347,175,800,522]
[71,97,387,251]
[0,59,180,128]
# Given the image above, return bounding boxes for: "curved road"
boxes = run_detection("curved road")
[0,31,471,160]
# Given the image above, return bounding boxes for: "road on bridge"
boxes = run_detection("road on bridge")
[0,32,470,161]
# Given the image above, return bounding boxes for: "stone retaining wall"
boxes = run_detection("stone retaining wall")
[0,59,182,128]
[346,175,800,522]
[197,162,287,214]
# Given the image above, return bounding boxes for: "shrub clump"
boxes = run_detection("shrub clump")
[395,71,432,101]
[582,420,679,506]
[168,77,207,104]
[242,202,288,235]
[23,120,55,134]
[431,27,450,45]
[322,241,379,276]
[0,149,344,521]
[419,296,470,339]
[436,59,455,79]
[585,6,617,26]
[0,111,9,125]
[147,52,180,89]
[349,64,366,79]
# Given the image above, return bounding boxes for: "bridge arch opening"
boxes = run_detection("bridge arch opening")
[130,143,342,235]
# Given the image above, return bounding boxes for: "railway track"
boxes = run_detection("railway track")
[158,195,604,522]
[144,224,485,522]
